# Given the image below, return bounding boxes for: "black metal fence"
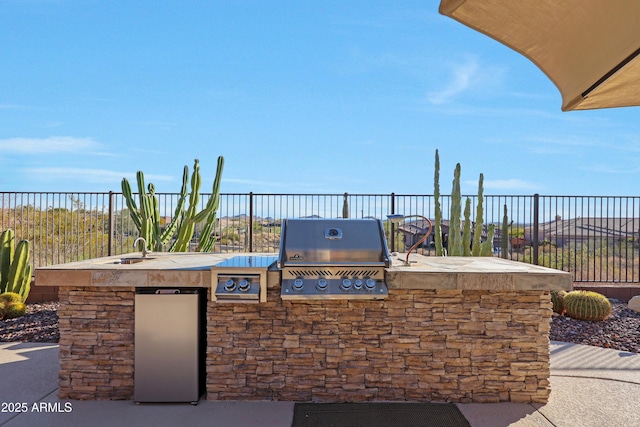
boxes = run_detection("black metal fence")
[2,192,639,283]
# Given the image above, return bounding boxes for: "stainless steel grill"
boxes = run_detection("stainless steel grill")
[278,219,391,300]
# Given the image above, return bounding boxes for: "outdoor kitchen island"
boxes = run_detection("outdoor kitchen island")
[35,251,571,404]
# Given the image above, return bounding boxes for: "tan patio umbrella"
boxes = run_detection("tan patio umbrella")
[439,0,640,111]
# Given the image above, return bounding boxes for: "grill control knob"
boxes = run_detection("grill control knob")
[238,279,251,292]
[341,279,352,291]
[316,279,328,291]
[354,279,363,290]
[293,278,304,291]
[365,279,376,291]
[224,279,236,292]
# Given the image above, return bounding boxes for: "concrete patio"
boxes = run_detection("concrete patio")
[0,341,638,427]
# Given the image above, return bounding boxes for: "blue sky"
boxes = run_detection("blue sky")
[2,0,640,196]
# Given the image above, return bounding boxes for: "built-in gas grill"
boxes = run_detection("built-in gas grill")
[278,219,391,300]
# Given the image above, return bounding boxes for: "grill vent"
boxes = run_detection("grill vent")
[289,269,331,277]
[336,269,379,277]
[288,269,380,278]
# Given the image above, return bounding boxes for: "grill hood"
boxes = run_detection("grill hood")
[277,218,391,267]
[278,218,391,300]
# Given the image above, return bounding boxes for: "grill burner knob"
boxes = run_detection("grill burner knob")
[224,279,236,292]
[353,279,363,290]
[341,279,352,291]
[316,279,328,291]
[238,279,251,292]
[293,278,304,291]
[365,279,376,291]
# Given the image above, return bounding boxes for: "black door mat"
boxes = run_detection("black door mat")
[292,402,471,427]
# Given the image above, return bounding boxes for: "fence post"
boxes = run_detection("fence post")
[108,191,114,256]
[390,193,396,252]
[533,193,539,265]
[249,192,254,253]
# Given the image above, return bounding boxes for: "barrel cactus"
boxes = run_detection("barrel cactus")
[563,290,612,321]
[0,292,23,304]
[2,301,26,319]
[0,292,27,320]
[550,289,567,314]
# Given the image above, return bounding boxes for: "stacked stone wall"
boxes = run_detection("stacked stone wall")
[56,286,552,403]
[206,288,552,403]
[57,286,135,400]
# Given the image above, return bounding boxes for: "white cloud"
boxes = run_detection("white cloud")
[0,104,28,110]
[483,179,539,191]
[584,164,640,174]
[24,167,174,184]
[224,178,286,188]
[427,59,479,105]
[0,136,102,154]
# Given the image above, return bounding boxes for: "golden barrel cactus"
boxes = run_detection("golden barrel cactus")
[563,291,612,321]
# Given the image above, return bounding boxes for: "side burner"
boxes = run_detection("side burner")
[212,256,276,303]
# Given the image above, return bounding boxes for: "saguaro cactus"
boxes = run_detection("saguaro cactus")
[122,156,224,252]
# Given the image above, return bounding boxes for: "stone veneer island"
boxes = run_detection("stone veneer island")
[35,253,571,404]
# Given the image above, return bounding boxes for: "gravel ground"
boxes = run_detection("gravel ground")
[0,301,60,343]
[1,300,639,353]
[550,299,640,353]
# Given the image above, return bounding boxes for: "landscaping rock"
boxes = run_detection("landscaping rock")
[1,300,639,355]
[629,295,640,313]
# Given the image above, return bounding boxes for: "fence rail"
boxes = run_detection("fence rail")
[2,192,639,283]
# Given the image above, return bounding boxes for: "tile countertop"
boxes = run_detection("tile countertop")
[34,252,270,288]
[34,252,572,291]
[386,254,573,291]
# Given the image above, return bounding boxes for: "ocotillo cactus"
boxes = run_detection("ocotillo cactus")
[122,156,224,252]
[472,174,484,256]
[0,230,32,302]
[434,150,444,256]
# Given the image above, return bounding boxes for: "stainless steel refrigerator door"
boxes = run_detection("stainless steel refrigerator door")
[134,293,200,402]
